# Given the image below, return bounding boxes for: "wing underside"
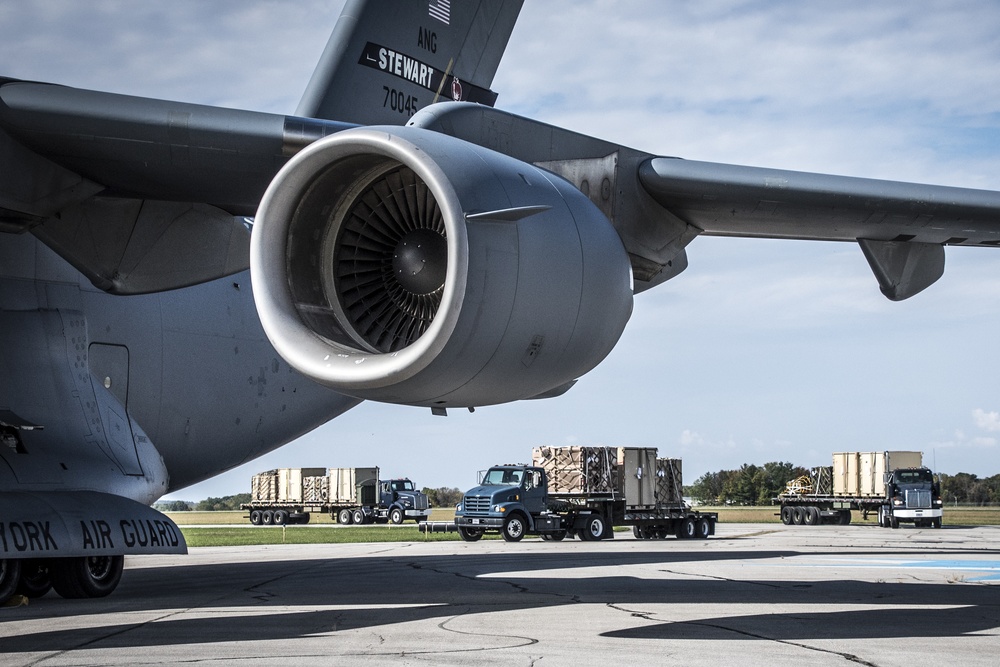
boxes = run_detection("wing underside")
[638,157,1000,300]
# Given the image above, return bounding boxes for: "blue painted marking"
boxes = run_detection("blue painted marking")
[782,558,1000,582]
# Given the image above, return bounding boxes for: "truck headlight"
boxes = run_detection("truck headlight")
[456,503,463,512]
[893,499,903,506]
[495,505,506,513]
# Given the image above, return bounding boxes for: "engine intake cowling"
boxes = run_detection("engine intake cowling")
[250,126,632,408]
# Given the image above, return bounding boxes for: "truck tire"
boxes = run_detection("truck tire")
[262,510,274,525]
[389,507,404,525]
[838,510,852,525]
[352,509,366,525]
[457,526,484,542]
[502,514,527,542]
[549,530,567,541]
[695,517,711,539]
[337,509,353,524]
[580,515,606,541]
[780,505,793,525]
[273,510,288,526]
[933,517,942,529]
[890,516,899,529]
[803,506,819,525]
[791,506,805,525]
[249,509,263,525]
[676,516,696,539]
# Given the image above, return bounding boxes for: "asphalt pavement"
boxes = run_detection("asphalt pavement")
[1,523,998,666]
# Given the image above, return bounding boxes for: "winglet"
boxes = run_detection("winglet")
[296,0,523,125]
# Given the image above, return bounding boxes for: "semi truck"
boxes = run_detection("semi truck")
[241,467,430,525]
[775,451,943,528]
[454,446,717,541]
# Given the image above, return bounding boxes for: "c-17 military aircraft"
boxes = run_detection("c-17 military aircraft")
[3,0,1000,605]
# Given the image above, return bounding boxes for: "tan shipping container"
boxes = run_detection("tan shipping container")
[832,452,922,497]
[329,467,379,505]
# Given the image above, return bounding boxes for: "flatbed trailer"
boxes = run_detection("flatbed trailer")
[774,451,943,528]
[455,448,717,541]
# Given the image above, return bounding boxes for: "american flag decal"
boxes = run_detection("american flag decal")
[428,0,450,25]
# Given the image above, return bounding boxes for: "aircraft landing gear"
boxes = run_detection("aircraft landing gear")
[50,556,125,599]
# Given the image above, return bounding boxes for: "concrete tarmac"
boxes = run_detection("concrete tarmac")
[1,523,998,666]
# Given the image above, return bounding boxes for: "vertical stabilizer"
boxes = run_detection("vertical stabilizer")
[297,0,523,125]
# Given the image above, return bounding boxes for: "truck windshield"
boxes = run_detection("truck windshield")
[391,480,414,491]
[482,468,523,486]
[894,469,933,484]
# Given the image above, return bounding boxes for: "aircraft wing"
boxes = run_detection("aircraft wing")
[638,157,1000,299]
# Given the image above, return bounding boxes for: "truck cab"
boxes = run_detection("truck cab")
[378,478,431,524]
[884,467,943,528]
[454,465,558,541]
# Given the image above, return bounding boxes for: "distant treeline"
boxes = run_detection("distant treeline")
[687,462,808,506]
[154,494,250,512]
[155,488,465,511]
[687,462,1000,506]
[938,473,1000,505]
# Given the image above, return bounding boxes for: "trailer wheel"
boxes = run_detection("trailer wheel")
[337,509,353,524]
[457,526,484,542]
[550,530,567,541]
[249,510,263,525]
[273,510,288,526]
[262,510,274,525]
[580,515,606,541]
[838,510,852,525]
[51,556,124,599]
[389,507,404,525]
[695,518,711,539]
[676,517,696,539]
[791,506,804,525]
[803,507,819,525]
[779,506,792,525]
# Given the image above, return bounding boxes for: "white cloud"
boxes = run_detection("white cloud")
[973,409,1000,432]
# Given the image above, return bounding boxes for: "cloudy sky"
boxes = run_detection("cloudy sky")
[3,1,1000,500]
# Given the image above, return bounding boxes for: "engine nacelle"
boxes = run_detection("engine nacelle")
[250,126,632,408]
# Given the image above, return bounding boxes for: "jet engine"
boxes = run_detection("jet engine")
[250,126,633,408]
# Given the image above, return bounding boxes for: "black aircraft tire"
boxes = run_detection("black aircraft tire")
[0,559,22,605]
[51,556,124,599]
[16,560,52,598]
